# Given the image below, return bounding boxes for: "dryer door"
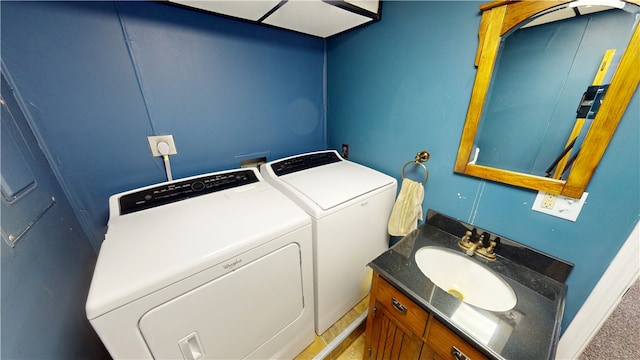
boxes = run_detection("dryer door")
[138,243,304,359]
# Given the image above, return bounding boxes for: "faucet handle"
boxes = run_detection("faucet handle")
[481,232,491,247]
[487,237,501,254]
[461,230,472,243]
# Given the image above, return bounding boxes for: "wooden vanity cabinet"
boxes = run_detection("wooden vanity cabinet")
[364,273,488,360]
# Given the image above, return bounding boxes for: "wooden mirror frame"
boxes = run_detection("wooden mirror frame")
[454,0,640,198]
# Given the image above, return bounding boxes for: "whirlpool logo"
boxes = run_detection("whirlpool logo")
[223,258,242,270]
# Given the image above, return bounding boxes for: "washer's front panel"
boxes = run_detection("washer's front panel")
[314,186,396,334]
[139,243,304,359]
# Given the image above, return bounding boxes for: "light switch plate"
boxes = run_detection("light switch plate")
[532,191,588,221]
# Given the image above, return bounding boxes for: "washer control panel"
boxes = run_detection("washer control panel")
[118,169,259,215]
[271,151,341,176]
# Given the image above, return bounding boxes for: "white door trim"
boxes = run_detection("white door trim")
[555,221,639,359]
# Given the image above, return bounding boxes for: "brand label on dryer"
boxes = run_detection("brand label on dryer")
[223,258,242,270]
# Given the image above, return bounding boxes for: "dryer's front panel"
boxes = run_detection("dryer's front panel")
[138,243,304,359]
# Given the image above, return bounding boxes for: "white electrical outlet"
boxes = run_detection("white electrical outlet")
[540,193,557,209]
[147,135,177,157]
[532,191,588,221]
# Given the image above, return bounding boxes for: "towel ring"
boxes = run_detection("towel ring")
[401,151,430,185]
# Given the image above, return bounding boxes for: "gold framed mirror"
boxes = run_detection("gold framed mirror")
[454,0,640,198]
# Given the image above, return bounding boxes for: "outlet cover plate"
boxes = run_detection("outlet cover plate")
[532,191,588,221]
[147,135,177,157]
[234,151,271,168]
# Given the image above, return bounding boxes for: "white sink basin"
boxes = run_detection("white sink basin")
[415,246,517,312]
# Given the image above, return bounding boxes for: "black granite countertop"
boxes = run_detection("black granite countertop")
[369,210,573,360]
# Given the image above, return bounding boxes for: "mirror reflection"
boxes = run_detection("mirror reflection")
[472,6,638,178]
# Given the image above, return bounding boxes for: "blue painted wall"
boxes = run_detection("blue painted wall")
[326,1,639,331]
[2,2,324,358]
[1,1,638,357]
[1,72,108,358]
[1,1,325,251]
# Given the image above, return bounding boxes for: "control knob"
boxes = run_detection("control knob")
[191,181,205,191]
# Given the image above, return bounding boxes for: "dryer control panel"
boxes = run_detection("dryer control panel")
[271,151,341,176]
[118,170,259,215]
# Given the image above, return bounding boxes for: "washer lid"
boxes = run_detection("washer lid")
[280,160,395,210]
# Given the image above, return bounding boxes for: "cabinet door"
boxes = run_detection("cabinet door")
[373,276,430,336]
[366,302,426,360]
[364,273,487,360]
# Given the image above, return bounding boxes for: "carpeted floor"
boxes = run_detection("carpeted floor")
[579,277,640,360]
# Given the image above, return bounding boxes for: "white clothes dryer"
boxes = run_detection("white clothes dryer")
[260,150,397,334]
[86,168,314,359]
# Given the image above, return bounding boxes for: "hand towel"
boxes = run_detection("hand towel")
[387,178,424,237]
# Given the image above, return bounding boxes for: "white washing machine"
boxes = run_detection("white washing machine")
[260,150,397,334]
[86,168,314,359]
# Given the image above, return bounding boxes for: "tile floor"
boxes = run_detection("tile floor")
[294,296,369,360]
[333,332,366,360]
